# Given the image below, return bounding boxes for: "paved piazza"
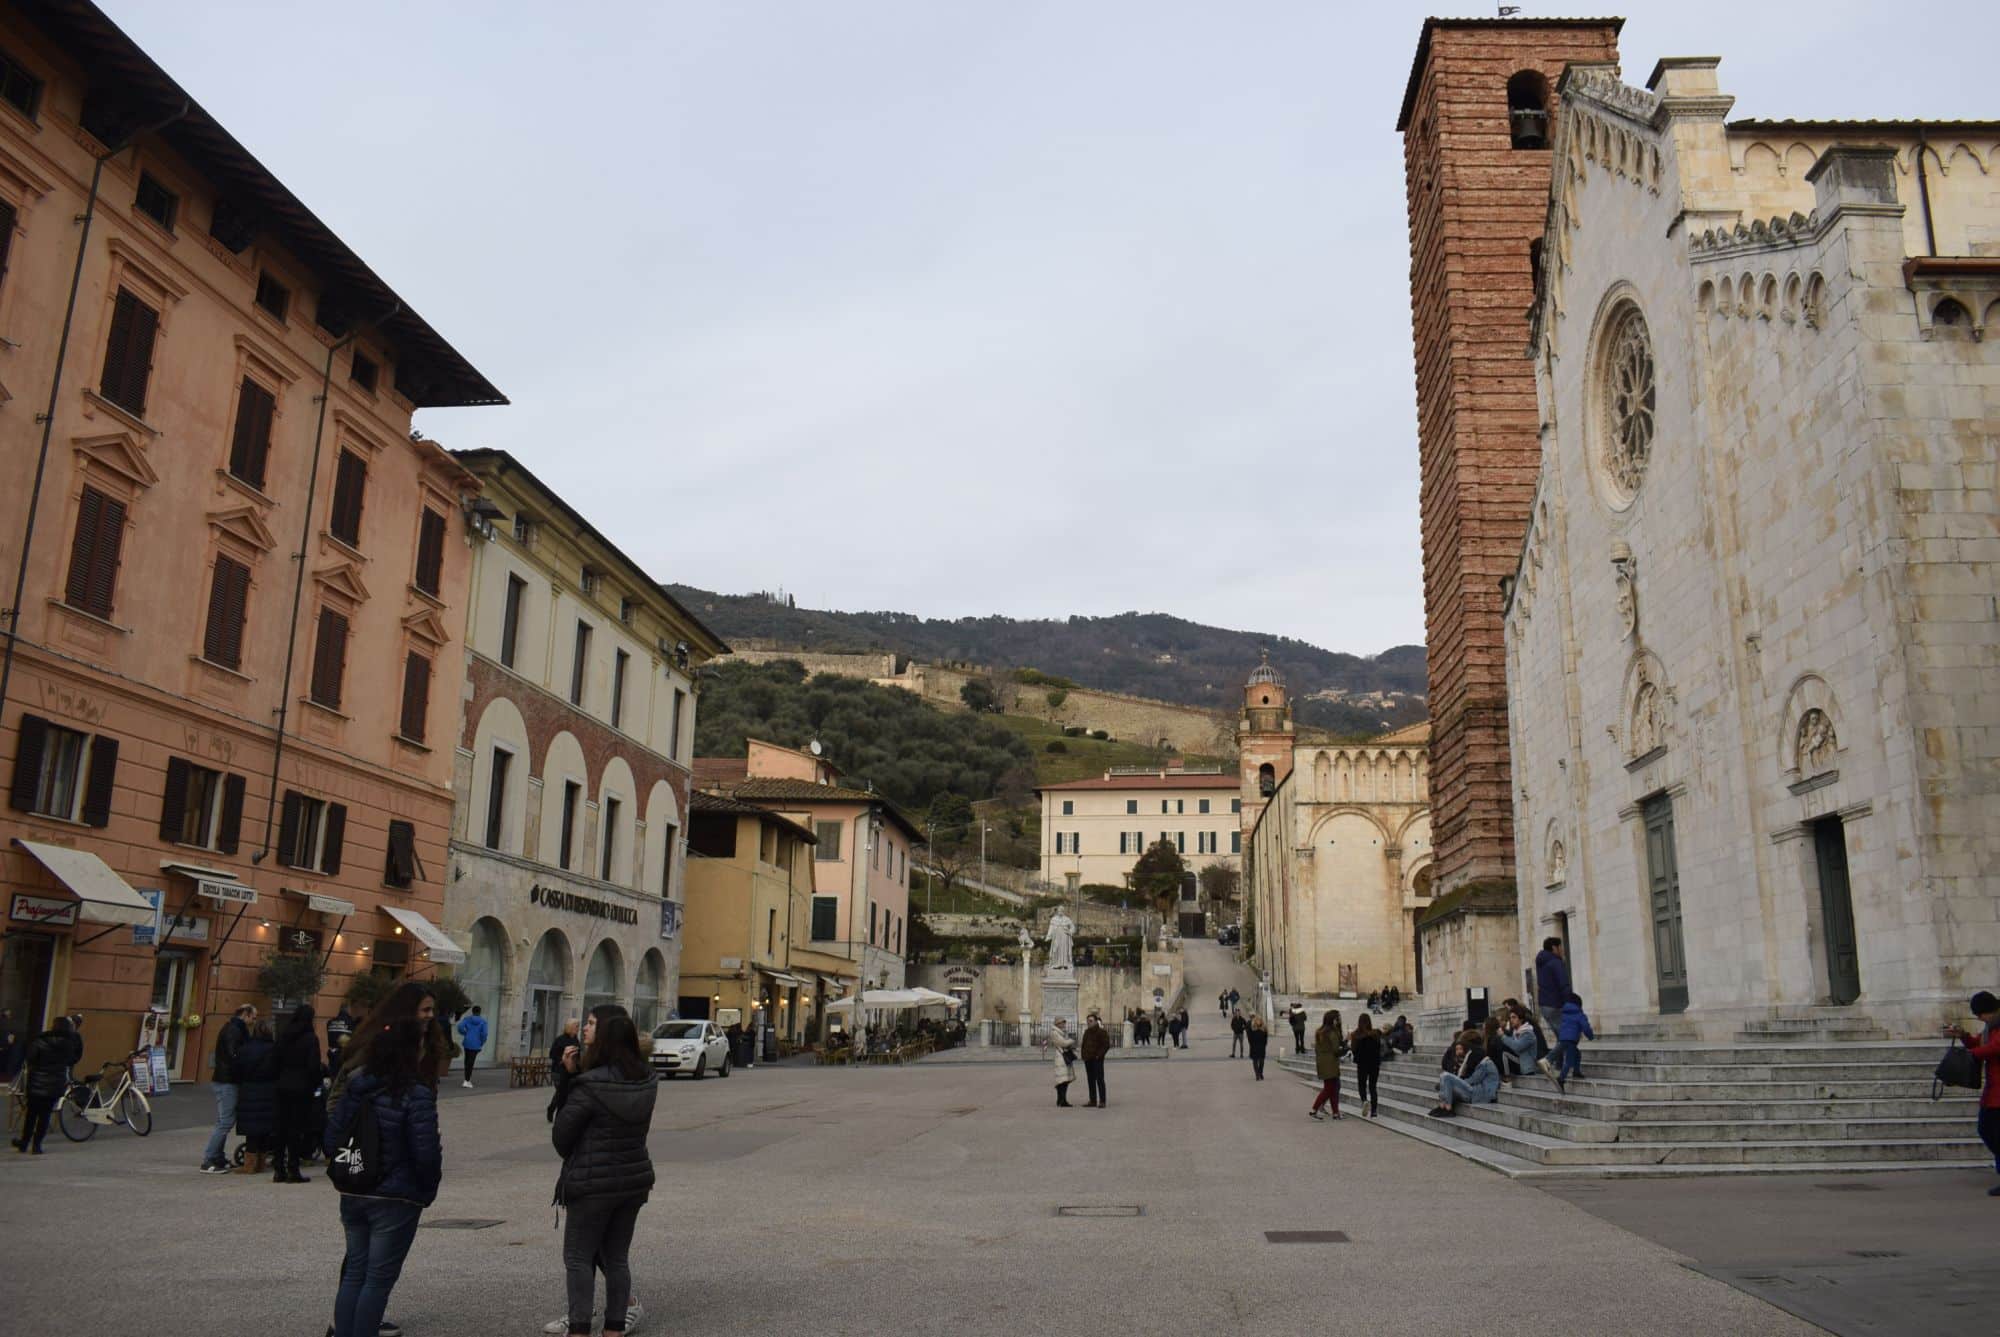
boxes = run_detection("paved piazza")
[0,946,1988,1336]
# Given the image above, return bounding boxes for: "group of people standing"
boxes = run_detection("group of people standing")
[1045,1014,1114,1108]
[1129,1006,1188,1048]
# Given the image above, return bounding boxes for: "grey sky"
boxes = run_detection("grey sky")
[109,2,1992,654]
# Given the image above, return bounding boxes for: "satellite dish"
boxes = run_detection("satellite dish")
[808,739,823,757]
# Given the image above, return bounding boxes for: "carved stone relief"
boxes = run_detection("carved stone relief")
[1797,708,1837,776]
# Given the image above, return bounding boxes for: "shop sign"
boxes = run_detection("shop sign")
[659,898,681,941]
[9,894,78,928]
[279,926,323,956]
[134,889,211,945]
[529,883,639,925]
[944,966,979,987]
[197,879,257,906]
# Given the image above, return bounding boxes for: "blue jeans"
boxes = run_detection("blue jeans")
[203,1083,238,1165]
[1550,1041,1582,1080]
[334,1196,424,1337]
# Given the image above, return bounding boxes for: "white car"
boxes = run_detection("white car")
[651,1020,730,1079]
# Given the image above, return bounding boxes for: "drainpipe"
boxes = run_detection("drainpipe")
[1913,131,1937,258]
[251,302,400,865]
[0,100,189,730]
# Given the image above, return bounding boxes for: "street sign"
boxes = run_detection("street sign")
[197,879,256,905]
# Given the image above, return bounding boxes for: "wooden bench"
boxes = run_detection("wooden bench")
[508,1057,551,1088]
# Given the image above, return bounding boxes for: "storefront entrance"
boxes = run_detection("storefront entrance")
[525,928,571,1056]
[149,952,198,1075]
[1,933,58,1035]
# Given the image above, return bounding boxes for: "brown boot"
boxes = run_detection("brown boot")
[236,1152,264,1175]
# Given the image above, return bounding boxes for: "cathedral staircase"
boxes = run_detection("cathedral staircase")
[1277,1017,1987,1179]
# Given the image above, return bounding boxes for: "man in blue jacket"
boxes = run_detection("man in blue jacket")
[1534,938,1570,1034]
[455,1006,488,1090]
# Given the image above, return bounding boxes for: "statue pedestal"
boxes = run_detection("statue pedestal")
[1040,969,1080,1035]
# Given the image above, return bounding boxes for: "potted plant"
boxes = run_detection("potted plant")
[256,951,324,1012]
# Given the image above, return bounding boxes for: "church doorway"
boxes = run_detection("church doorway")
[1811,817,1860,1005]
[1642,795,1688,1013]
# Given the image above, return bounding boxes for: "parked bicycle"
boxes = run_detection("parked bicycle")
[58,1056,152,1141]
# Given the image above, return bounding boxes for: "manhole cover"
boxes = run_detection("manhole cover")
[1814,1183,1881,1192]
[1056,1205,1143,1218]
[1265,1231,1350,1244]
[421,1219,504,1230]
[1848,1250,1904,1259]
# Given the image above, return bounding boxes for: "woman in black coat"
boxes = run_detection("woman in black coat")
[552,1011,657,1337]
[233,1019,278,1173]
[272,1003,322,1183]
[11,1016,81,1154]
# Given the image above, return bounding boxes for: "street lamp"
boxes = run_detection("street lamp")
[979,823,992,894]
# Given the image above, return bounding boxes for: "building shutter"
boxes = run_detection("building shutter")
[217,774,246,855]
[8,713,49,811]
[98,288,159,416]
[227,379,274,489]
[329,451,366,545]
[384,819,417,887]
[81,735,118,827]
[64,486,126,619]
[398,651,430,741]
[277,790,304,868]
[158,756,191,841]
[321,803,347,874]
[310,608,348,707]
[203,556,250,669]
[413,510,445,595]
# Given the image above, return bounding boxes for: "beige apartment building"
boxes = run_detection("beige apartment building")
[0,0,500,1076]
[445,450,724,1056]
[680,790,823,1044]
[1036,766,1242,899]
[695,739,919,993]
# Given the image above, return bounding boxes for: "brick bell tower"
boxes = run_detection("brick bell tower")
[1397,16,1622,893]
[1236,652,1294,841]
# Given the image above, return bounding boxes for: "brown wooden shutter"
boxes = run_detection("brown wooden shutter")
[413,510,445,595]
[384,819,417,887]
[320,802,346,875]
[398,651,430,742]
[98,287,159,416]
[329,451,366,545]
[227,379,274,489]
[80,734,118,827]
[8,713,49,812]
[64,486,125,619]
[276,790,304,867]
[310,608,348,708]
[158,756,191,841]
[203,557,250,669]
[217,773,246,855]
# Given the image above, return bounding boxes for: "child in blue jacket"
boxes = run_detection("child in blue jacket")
[1552,993,1595,1091]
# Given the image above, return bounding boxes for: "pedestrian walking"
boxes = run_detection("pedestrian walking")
[1350,1015,1383,1117]
[1229,1009,1248,1058]
[234,1018,278,1175]
[1247,1015,1269,1079]
[273,1004,322,1184]
[325,1004,355,1077]
[10,1015,80,1155]
[1549,993,1595,1092]
[200,1003,254,1174]
[1176,1008,1190,1049]
[543,1009,647,1335]
[1046,1018,1078,1107]
[323,999,445,1337]
[1218,991,1228,1017]
[552,1011,657,1337]
[455,1006,488,1089]
[1308,1011,1345,1120]
[1080,1012,1110,1108]
[1534,937,1571,1036]
[1287,1002,1307,1056]
[1227,987,1240,1013]
[1946,990,2000,1196]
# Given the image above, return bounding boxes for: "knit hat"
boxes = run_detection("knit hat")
[1971,991,1999,1015]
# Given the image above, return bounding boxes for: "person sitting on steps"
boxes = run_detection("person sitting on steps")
[1429,1036,1499,1118]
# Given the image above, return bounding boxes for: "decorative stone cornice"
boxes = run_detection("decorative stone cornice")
[1688,210,1823,259]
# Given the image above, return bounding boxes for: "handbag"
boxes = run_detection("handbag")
[1932,1042,1980,1099]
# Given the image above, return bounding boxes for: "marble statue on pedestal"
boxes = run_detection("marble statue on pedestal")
[1045,909,1075,975]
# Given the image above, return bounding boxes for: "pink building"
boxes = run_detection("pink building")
[0,0,500,1077]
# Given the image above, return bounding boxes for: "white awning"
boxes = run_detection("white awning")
[825,989,960,1012]
[15,840,154,926]
[381,906,466,964]
[759,971,805,988]
[282,887,356,916]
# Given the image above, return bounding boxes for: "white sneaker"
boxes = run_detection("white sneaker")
[623,1302,645,1332]
[462,1080,474,1089]
[543,1302,640,1334]
[1536,1058,1555,1080]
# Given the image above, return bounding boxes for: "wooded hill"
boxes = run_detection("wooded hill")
[670,586,1427,735]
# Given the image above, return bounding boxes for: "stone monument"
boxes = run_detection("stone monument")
[1016,925,1034,1031]
[1040,908,1080,1033]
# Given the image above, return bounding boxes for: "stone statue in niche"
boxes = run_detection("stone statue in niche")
[1630,677,1665,757]
[1549,839,1568,886]
[1611,543,1638,639]
[1797,708,1838,775]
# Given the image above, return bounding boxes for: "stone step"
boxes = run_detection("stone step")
[1326,1055,1960,1103]
[1443,1099,1969,1146]
[1498,1041,1942,1066]
[1363,1070,1975,1121]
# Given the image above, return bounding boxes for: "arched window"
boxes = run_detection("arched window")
[1258,762,1276,797]
[1507,71,1551,149]
[1932,296,1972,338]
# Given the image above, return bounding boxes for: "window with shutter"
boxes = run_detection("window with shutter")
[384,819,417,887]
[98,288,159,416]
[558,781,581,870]
[227,379,274,489]
[310,608,348,708]
[253,272,289,321]
[811,896,837,942]
[328,450,366,547]
[569,621,590,705]
[500,575,526,668]
[203,556,251,669]
[611,650,628,728]
[217,774,246,855]
[80,735,117,828]
[8,714,49,812]
[0,47,43,119]
[64,485,126,620]
[133,172,178,231]
[398,651,430,742]
[483,748,511,850]
[0,200,15,297]
[320,802,346,875]
[413,509,445,596]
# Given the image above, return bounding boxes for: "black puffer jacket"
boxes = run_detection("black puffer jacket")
[552,1066,657,1204]
[274,1025,322,1094]
[234,1036,277,1138]
[24,1028,82,1101]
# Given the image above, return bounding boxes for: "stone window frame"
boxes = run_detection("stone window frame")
[1585,284,1658,513]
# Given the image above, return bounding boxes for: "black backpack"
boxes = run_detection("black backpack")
[328,1089,386,1194]
[1932,1043,1981,1099]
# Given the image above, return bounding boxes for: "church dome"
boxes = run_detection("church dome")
[1246,651,1283,687]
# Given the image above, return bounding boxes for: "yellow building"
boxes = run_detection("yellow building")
[679,790,827,1042]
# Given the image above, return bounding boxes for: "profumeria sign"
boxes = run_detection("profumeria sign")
[529,883,640,925]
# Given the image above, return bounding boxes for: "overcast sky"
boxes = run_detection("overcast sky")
[108,2,1992,655]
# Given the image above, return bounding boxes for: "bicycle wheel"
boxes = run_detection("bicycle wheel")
[58,1088,98,1142]
[118,1088,152,1136]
